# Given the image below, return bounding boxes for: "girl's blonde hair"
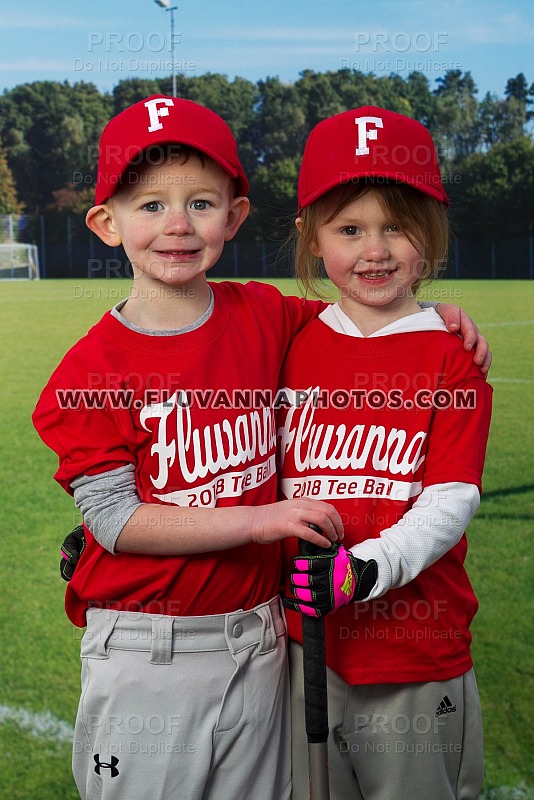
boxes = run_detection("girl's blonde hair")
[294,180,449,299]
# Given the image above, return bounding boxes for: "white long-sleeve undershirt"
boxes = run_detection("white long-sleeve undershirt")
[349,481,480,599]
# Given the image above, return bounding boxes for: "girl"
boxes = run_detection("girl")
[279,107,492,800]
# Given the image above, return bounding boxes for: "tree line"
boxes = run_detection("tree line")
[0,68,533,241]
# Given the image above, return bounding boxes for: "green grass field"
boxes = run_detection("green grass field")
[0,278,532,800]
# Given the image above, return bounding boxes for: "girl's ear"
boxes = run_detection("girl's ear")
[296,216,322,258]
[224,196,250,241]
[86,205,122,247]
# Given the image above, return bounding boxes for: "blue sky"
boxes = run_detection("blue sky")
[1,0,533,98]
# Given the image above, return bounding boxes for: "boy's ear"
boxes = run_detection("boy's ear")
[86,205,122,247]
[296,216,321,258]
[224,196,250,241]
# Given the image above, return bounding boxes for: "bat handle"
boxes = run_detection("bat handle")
[300,524,329,744]
[300,524,327,558]
[300,526,330,798]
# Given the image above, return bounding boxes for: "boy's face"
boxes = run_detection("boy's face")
[88,153,249,292]
[308,189,424,314]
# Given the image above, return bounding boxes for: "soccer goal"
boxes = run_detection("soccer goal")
[0,242,40,280]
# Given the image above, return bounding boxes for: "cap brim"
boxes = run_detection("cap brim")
[300,170,449,210]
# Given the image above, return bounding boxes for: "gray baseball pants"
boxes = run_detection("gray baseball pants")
[73,597,290,800]
[290,641,484,800]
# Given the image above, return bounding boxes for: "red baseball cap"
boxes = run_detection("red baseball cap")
[95,95,249,204]
[298,106,449,210]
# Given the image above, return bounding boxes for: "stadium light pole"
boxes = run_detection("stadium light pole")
[154,0,179,97]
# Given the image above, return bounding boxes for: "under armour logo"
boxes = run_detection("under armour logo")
[355,116,383,156]
[94,754,120,778]
[145,97,174,133]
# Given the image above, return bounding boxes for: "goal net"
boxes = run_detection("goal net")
[0,242,40,280]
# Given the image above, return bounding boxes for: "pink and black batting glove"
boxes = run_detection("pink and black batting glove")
[284,542,377,618]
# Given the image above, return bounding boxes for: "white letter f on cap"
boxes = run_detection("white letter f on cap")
[355,116,383,156]
[145,98,175,133]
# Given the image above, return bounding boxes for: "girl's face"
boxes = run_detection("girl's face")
[309,190,425,323]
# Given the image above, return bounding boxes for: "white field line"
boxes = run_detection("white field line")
[480,320,534,328]
[490,378,534,384]
[1,707,530,799]
[0,704,74,743]
[480,786,534,799]
[480,320,534,385]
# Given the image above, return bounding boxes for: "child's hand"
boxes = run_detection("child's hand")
[60,524,86,581]
[435,303,492,374]
[249,499,344,548]
[284,542,377,617]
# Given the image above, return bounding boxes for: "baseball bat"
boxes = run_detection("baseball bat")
[299,528,331,800]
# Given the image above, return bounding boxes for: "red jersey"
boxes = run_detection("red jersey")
[33,281,322,626]
[278,318,492,684]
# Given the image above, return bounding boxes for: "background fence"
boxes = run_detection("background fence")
[2,213,534,280]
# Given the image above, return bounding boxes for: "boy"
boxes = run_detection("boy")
[33,95,343,800]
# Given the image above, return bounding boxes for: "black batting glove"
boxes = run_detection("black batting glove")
[60,524,86,582]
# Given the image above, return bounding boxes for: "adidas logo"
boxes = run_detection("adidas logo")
[435,695,456,717]
[340,563,354,597]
